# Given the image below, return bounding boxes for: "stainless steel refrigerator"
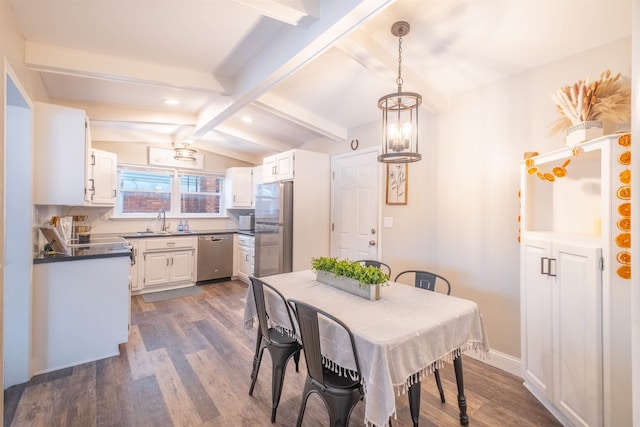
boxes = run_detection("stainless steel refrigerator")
[254,181,293,277]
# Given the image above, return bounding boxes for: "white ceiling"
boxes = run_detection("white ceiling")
[10,0,632,164]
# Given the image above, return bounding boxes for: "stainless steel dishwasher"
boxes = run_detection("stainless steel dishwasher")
[197,234,233,283]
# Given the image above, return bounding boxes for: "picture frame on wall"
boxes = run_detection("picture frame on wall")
[386,163,408,205]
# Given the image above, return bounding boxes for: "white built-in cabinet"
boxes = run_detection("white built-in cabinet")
[226,167,254,208]
[262,150,294,182]
[33,102,117,206]
[520,134,632,427]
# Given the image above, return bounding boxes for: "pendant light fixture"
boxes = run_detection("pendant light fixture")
[174,142,197,161]
[378,21,422,164]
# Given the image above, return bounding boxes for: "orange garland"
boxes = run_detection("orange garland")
[525,146,582,181]
[615,134,631,279]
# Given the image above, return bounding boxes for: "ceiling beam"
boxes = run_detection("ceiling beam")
[25,41,229,94]
[253,94,347,141]
[213,124,293,153]
[334,28,449,114]
[191,0,396,140]
[232,0,319,27]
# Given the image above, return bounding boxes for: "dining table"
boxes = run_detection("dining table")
[243,270,489,427]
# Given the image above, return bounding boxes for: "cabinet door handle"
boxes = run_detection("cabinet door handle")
[246,254,249,261]
[112,189,116,198]
[166,258,169,266]
[548,258,557,277]
[91,154,96,166]
[171,258,174,266]
[541,257,549,275]
[88,178,95,192]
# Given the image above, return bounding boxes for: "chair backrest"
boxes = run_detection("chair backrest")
[355,259,391,277]
[394,270,452,295]
[289,299,361,385]
[251,277,298,339]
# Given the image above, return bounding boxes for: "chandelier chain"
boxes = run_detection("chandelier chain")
[396,36,403,87]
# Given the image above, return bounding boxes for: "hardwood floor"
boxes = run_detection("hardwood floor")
[5,280,561,426]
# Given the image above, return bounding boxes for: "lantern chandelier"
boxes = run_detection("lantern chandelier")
[174,141,197,161]
[378,21,422,164]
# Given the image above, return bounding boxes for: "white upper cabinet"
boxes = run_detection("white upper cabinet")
[226,167,254,208]
[34,102,117,206]
[262,150,294,182]
[87,149,117,205]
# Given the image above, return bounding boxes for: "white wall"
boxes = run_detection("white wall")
[342,38,631,361]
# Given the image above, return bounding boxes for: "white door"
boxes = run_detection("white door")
[330,149,380,261]
[521,237,554,399]
[91,149,117,205]
[170,250,194,283]
[554,243,602,427]
[144,252,171,287]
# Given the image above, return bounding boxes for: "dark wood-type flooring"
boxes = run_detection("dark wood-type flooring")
[5,279,562,426]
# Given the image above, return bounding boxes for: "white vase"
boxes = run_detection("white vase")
[565,121,604,146]
[316,271,380,301]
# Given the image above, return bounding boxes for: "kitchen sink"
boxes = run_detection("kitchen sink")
[136,230,196,236]
[136,231,169,236]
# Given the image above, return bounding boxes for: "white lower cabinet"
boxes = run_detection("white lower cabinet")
[237,235,254,284]
[143,250,195,288]
[521,237,602,426]
[138,236,196,292]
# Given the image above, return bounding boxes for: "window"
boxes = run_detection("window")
[117,165,224,217]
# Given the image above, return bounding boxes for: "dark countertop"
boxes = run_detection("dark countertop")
[34,229,255,264]
[119,229,254,239]
[34,246,132,264]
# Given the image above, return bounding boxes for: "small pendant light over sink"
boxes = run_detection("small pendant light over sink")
[174,142,196,161]
[378,21,422,164]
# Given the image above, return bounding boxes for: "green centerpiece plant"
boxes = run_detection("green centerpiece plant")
[311,257,390,300]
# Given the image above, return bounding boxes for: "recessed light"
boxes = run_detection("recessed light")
[163,99,180,105]
[241,116,253,123]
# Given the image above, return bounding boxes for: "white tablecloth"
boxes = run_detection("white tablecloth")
[243,270,489,427]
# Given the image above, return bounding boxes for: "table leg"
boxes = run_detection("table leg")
[453,355,468,426]
[408,381,421,427]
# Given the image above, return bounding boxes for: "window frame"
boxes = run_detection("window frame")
[115,164,226,219]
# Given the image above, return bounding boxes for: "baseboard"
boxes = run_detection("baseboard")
[463,348,521,377]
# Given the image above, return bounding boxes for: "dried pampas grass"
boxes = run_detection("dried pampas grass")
[549,70,631,135]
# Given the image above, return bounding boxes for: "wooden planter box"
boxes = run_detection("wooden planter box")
[316,271,380,301]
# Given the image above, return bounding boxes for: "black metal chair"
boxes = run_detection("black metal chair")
[394,269,452,406]
[289,299,364,427]
[249,277,302,423]
[355,259,391,277]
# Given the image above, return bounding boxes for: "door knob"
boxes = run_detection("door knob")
[369,240,376,246]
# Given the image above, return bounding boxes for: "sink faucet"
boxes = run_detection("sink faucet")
[158,208,167,232]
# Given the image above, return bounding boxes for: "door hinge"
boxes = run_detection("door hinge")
[599,257,604,271]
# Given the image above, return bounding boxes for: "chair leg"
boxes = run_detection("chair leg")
[434,368,445,403]
[293,348,301,372]
[249,343,265,396]
[296,382,314,427]
[269,346,298,423]
[408,381,421,427]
